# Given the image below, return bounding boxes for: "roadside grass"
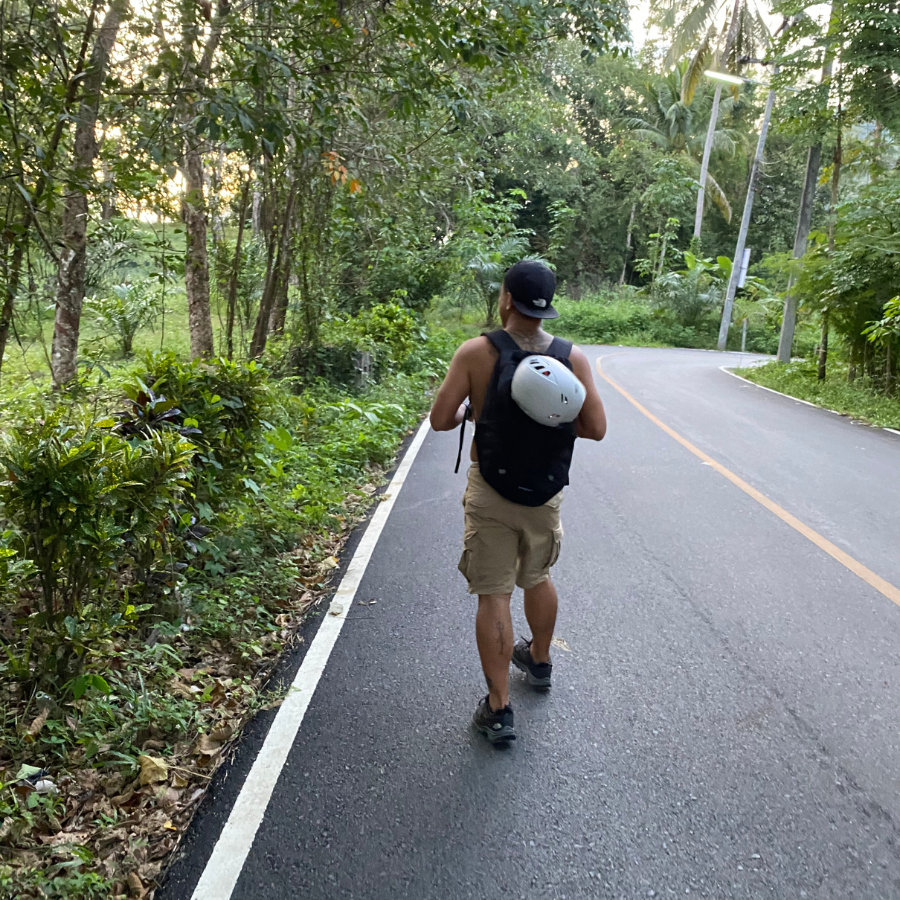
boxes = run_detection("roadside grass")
[734,359,900,432]
[3,293,220,390]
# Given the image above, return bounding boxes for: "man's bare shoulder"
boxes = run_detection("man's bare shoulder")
[568,344,589,366]
[568,344,593,377]
[454,335,495,365]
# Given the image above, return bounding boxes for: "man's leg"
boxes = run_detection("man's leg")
[523,577,557,664]
[475,592,513,710]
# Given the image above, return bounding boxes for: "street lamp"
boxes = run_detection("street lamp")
[704,70,745,86]
[707,69,779,351]
[705,70,800,91]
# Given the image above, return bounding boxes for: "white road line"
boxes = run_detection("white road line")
[719,366,823,409]
[190,419,432,900]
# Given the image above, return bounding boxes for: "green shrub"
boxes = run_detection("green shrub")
[0,413,193,683]
[85,281,164,356]
[315,302,424,381]
[128,353,271,498]
[353,301,421,367]
[550,296,712,348]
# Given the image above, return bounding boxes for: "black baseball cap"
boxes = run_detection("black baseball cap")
[503,260,558,319]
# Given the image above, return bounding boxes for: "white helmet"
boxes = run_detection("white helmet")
[511,355,585,426]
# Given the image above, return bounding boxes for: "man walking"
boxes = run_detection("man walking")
[430,260,606,743]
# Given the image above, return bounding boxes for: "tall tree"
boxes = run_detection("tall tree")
[776,2,840,363]
[177,0,230,358]
[0,1,102,383]
[51,1,129,386]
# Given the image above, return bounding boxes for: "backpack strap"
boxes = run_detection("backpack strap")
[486,329,572,360]
[483,329,521,356]
[454,402,471,474]
[547,336,573,359]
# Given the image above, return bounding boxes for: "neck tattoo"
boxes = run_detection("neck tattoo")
[508,328,552,353]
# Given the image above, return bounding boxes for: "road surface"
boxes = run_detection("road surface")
[160,347,900,900]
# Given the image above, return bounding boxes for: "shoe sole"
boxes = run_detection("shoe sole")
[512,654,552,690]
[475,722,517,744]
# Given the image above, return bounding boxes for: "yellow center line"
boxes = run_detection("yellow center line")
[596,355,900,610]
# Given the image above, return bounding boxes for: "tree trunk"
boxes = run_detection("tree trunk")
[776,6,838,363]
[51,2,125,387]
[776,143,822,362]
[619,203,636,285]
[182,145,215,357]
[178,2,230,359]
[0,2,102,386]
[817,310,829,381]
[656,233,668,279]
[250,180,297,358]
[226,181,250,359]
[210,147,226,243]
[693,0,742,240]
[829,118,842,255]
[0,244,24,382]
[268,255,292,336]
[252,190,262,236]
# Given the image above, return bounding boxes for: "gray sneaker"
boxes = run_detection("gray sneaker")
[472,696,516,744]
[512,638,552,690]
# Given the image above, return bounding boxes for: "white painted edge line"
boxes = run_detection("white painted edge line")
[190,418,432,900]
[720,366,823,409]
[720,367,900,437]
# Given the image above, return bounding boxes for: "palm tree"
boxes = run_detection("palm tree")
[464,236,534,326]
[626,63,739,222]
[651,0,770,238]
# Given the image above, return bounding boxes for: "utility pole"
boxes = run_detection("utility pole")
[717,85,777,351]
[775,145,822,361]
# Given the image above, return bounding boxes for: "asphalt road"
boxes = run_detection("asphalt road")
[161,347,900,900]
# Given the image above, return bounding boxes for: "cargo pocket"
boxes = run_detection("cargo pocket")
[546,528,562,569]
[458,547,472,580]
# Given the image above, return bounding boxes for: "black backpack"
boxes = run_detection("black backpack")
[466,329,577,507]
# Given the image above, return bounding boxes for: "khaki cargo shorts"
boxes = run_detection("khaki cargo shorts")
[458,464,564,596]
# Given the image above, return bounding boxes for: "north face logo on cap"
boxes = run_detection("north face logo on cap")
[533,297,547,308]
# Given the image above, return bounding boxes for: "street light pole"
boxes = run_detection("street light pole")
[717,84,777,351]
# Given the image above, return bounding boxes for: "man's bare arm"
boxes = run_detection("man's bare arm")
[430,340,475,432]
[569,347,607,441]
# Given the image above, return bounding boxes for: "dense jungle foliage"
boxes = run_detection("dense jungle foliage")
[0,0,899,895]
